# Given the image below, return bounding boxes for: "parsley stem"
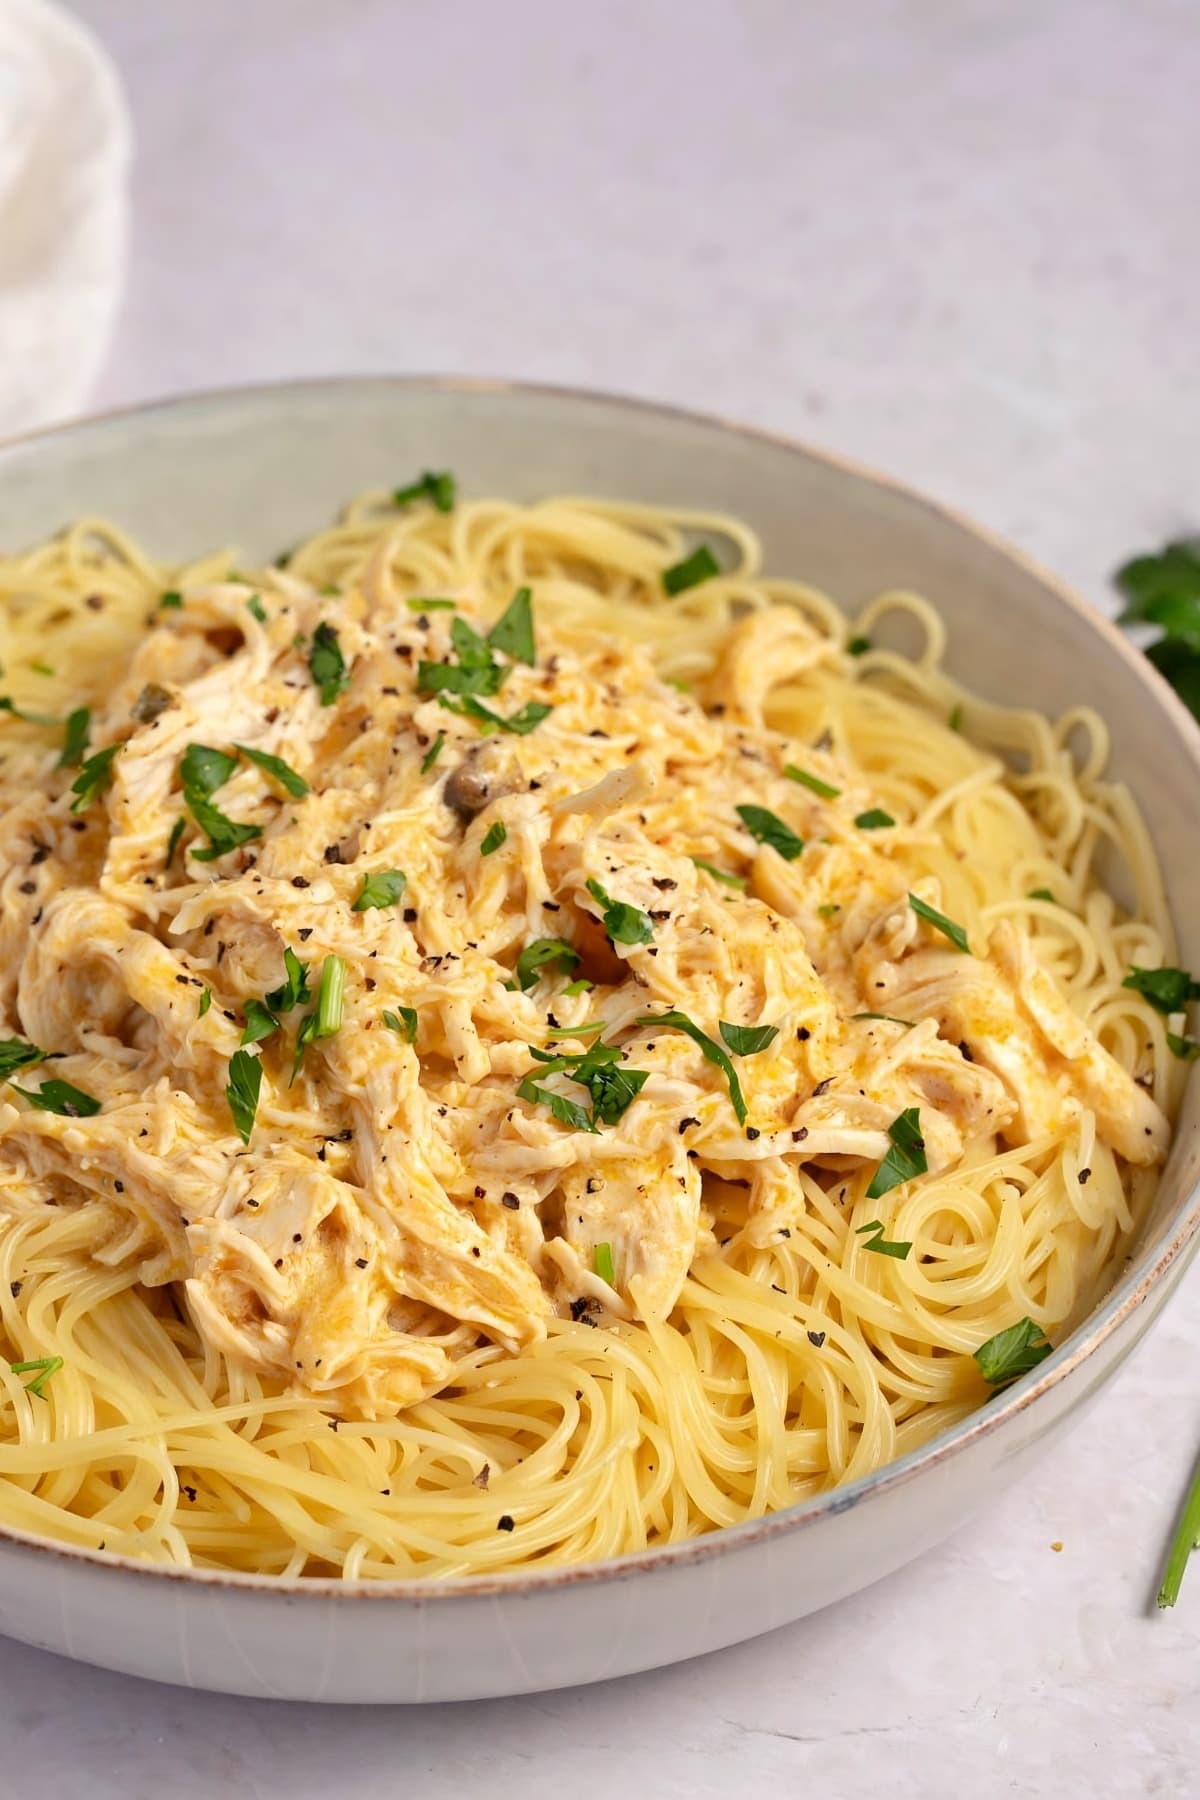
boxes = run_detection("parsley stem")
[316,956,345,1038]
[1157,1461,1200,1608]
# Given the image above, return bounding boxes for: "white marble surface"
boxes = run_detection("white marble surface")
[3,1,1199,1793]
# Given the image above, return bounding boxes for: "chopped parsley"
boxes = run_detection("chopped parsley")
[198,988,212,1018]
[419,616,511,699]
[855,808,895,830]
[420,731,446,773]
[1167,1032,1200,1061]
[9,1355,63,1398]
[1158,1466,1200,1609]
[58,707,91,769]
[635,1009,748,1127]
[784,764,840,800]
[480,821,507,856]
[1028,888,1057,903]
[692,858,747,889]
[353,869,407,911]
[519,1038,650,1132]
[856,1219,912,1259]
[852,1011,915,1028]
[585,877,654,946]
[12,1077,101,1118]
[315,957,346,1037]
[847,635,871,656]
[69,743,120,814]
[0,1038,48,1080]
[487,587,535,665]
[240,999,280,1046]
[0,696,63,725]
[736,804,803,861]
[719,1021,779,1055]
[973,1316,1052,1387]
[1122,965,1200,1015]
[662,545,720,595]
[438,695,552,735]
[866,1107,927,1199]
[563,978,593,996]
[406,596,457,612]
[594,1242,616,1286]
[383,1006,418,1043]
[908,893,971,954]
[165,817,186,866]
[514,937,580,992]
[290,1013,318,1083]
[948,703,964,732]
[186,794,262,862]
[246,594,268,624]
[225,1050,262,1143]
[180,743,238,797]
[544,1020,606,1040]
[394,470,456,512]
[1115,539,1200,721]
[235,744,309,798]
[266,947,310,1013]
[159,590,184,610]
[308,622,349,706]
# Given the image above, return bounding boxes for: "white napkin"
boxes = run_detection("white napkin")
[0,0,129,439]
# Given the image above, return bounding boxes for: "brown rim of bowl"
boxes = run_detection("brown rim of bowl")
[0,372,1197,1601]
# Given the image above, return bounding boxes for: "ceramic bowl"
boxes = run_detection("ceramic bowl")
[0,379,1196,1702]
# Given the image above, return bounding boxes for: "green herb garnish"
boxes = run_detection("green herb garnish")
[691,858,747,889]
[315,956,345,1037]
[437,695,552,736]
[544,1020,606,1040]
[1028,888,1057,903]
[0,1038,48,1080]
[488,587,535,665]
[662,546,720,595]
[353,869,407,912]
[1122,965,1200,1015]
[240,999,280,1046]
[866,1107,927,1199]
[519,1038,649,1132]
[949,703,964,732]
[594,1242,616,1286]
[847,635,871,656]
[69,743,120,814]
[855,808,895,830]
[308,622,349,706]
[58,707,91,769]
[266,947,310,1013]
[719,1021,779,1055]
[1157,1465,1200,1608]
[406,597,457,612]
[563,978,593,995]
[225,1050,262,1142]
[784,765,840,799]
[514,938,580,992]
[165,818,186,866]
[246,595,268,624]
[736,804,803,861]
[908,893,971,954]
[480,821,507,856]
[1114,540,1200,719]
[12,1077,101,1118]
[394,470,456,512]
[383,1006,418,1043]
[9,1355,63,1398]
[198,988,212,1018]
[1167,1032,1200,1061]
[421,731,446,773]
[291,1013,318,1083]
[856,1219,913,1259]
[235,744,309,798]
[585,877,654,946]
[186,794,262,862]
[159,591,183,610]
[180,743,238,797]
[973,1317,1052,1387]
[635,1009,748,1127]
[851,1011,915,1027]
[0,696,63,726]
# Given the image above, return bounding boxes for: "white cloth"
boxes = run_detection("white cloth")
[0,0,129,440]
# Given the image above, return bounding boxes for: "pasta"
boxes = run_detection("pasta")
[0,487,1182,1579]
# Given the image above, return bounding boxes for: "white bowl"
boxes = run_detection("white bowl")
[0,378,1197,1702]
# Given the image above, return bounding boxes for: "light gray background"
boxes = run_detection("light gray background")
[4,1,1199,1794]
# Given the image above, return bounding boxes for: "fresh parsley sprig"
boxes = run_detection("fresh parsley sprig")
[973,1317,1052,1387]
[585,877,654,946]
[866,1107,927,1199]
[737,804,804,861]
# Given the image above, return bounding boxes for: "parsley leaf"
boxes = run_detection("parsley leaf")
[594,1242,616,1286]
[518,1037,649,1131]
[1123,965,1200,1015]
[973,1317,1052,1386]
[290,1012,318,1084]
[186,794,262,862]
[719,1021,779,1055]
[847,635,871,656]
[12,1077,101,1117]
[383,1006,418,1043]
[692,858,747,889]
[69,743,119,814]
[308,622,349,706]
[266,947,310,1013]
[515,938,580,991]
[246,594,268,624]
[1028,888,1057,903]
[856,1220,913,1259]
[0,1038,48,1080]
[180,743,238,798]
[1168,1032,1200,1061]
[240,999,280,1046]
[488,587,535,665]
[585,877,654,946]
[421,731,446,773]
[866,1107,927,1199]
[518,1078,596,1133]
[736,804,803,861]
[0,696,63,725]
[394,470,456,512]
[159,590,183,610]
[908,893,971,954]
[480,821,507,856]
[407,596,457,612]
[198,988,212,1018]
[662,546,720,595]
[315,956,345,1038]
[418,659,508,700]
[353,869,407,911]
[225,1050,262,1142]
[58,707,91,769]
[165,817,186,866]
[855,808,895,830]
[636,1009,748,1126]
[235,744,309,798]
[8,1355,63,1398]
[784,764,840,799]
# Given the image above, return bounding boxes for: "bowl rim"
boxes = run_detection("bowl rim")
[0,370,1197,1602]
